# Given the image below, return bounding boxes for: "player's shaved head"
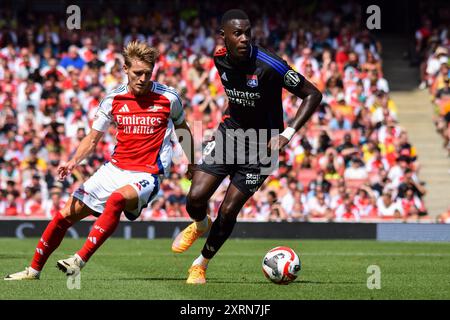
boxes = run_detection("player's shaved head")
[221,9,249,27]
[220,9,251,61]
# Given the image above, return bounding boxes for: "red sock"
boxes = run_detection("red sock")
[30,212,73,271]
[77,192,126,262]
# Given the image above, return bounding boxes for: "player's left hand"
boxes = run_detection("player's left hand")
[267,135,289,152]
[186,164,197,180]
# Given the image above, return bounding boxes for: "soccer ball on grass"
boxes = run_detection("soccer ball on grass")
[262,246,301,284]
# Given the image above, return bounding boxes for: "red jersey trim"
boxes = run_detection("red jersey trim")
[214,47,227,57]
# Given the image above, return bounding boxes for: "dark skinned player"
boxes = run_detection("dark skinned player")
[172,9,322,284]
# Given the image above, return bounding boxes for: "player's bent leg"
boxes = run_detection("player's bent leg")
[201,184,251,260]
[64,185,137,276]
[4,197,94,281]
[172,170,223,253]
[187,184,252,284]
[186,170,224,220]
[60,196,101,223]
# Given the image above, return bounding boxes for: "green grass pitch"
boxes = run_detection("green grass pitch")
[1,238,449,300]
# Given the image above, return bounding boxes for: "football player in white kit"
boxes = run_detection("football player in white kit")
[5,41,195,280]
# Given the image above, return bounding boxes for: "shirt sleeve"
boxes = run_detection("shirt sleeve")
[92,94,113,132]
[268,54,306,96]
[169,91,185,126]
[281,65,306,96]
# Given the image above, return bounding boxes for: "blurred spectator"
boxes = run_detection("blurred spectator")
[60,45,85,70]
[329,112,351,131]
[306,191,333,220]
[0,160,20,189]
[354,186,376,218]
[400,187,427,220]
[22,186,45,218]
[336,133,360,164]
[43,185,66,219]
[308,171,332,196]
[397,168,426,199]
[344,157,368,180]
[376,189,403,219]
[424,46,448,89]
[141,198,168,221]
[437,206,450,224]
[0,191,22,217]
[318,148,345,179]
[266,191,288,222]
[363,69,389,95]
[334,194,360,222]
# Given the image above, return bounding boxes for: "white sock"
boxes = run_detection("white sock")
[28,267,40,276]
[74,253,86,266]
[192,254,210,268]
[195,216,209,231]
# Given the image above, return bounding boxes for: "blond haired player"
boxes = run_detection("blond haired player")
[5,41,194,280]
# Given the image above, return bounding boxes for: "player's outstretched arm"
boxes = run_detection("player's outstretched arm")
[57,129,104,180]
[174,120,196,179]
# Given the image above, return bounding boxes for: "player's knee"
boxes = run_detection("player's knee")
[60,207,71,219]
[186,191,209,220]
[60,197,81,220]
[187,189,208,207]
[107,192,127,210]
[99,192,127,219]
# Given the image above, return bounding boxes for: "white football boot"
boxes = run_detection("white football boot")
[4,267,40,280]
[56,254,85,276]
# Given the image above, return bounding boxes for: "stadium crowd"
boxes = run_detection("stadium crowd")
[412,3,449,223]
[414,4,449,153]
[0,1,436,222]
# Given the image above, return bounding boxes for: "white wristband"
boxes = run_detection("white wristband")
[280,127,296,141]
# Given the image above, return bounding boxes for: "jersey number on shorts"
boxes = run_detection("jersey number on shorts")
[139,180,150,187]
[134,179,150,191]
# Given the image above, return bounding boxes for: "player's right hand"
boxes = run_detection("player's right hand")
[57,160,77,181]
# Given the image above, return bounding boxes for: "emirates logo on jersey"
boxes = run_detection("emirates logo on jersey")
[116,115,162,126]
[116,115,164,134]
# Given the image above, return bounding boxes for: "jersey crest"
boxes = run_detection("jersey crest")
[246,74,258,88]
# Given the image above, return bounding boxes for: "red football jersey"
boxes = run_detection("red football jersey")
[92,82,185,175]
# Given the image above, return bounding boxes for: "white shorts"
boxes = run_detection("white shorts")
[73,162,161,220]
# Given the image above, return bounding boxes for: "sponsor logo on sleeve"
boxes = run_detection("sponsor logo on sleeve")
[284,70,301,87]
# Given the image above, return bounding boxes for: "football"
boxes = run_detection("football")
[262,246,301,284]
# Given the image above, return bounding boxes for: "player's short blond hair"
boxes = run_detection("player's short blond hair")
[123,41,159,67]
